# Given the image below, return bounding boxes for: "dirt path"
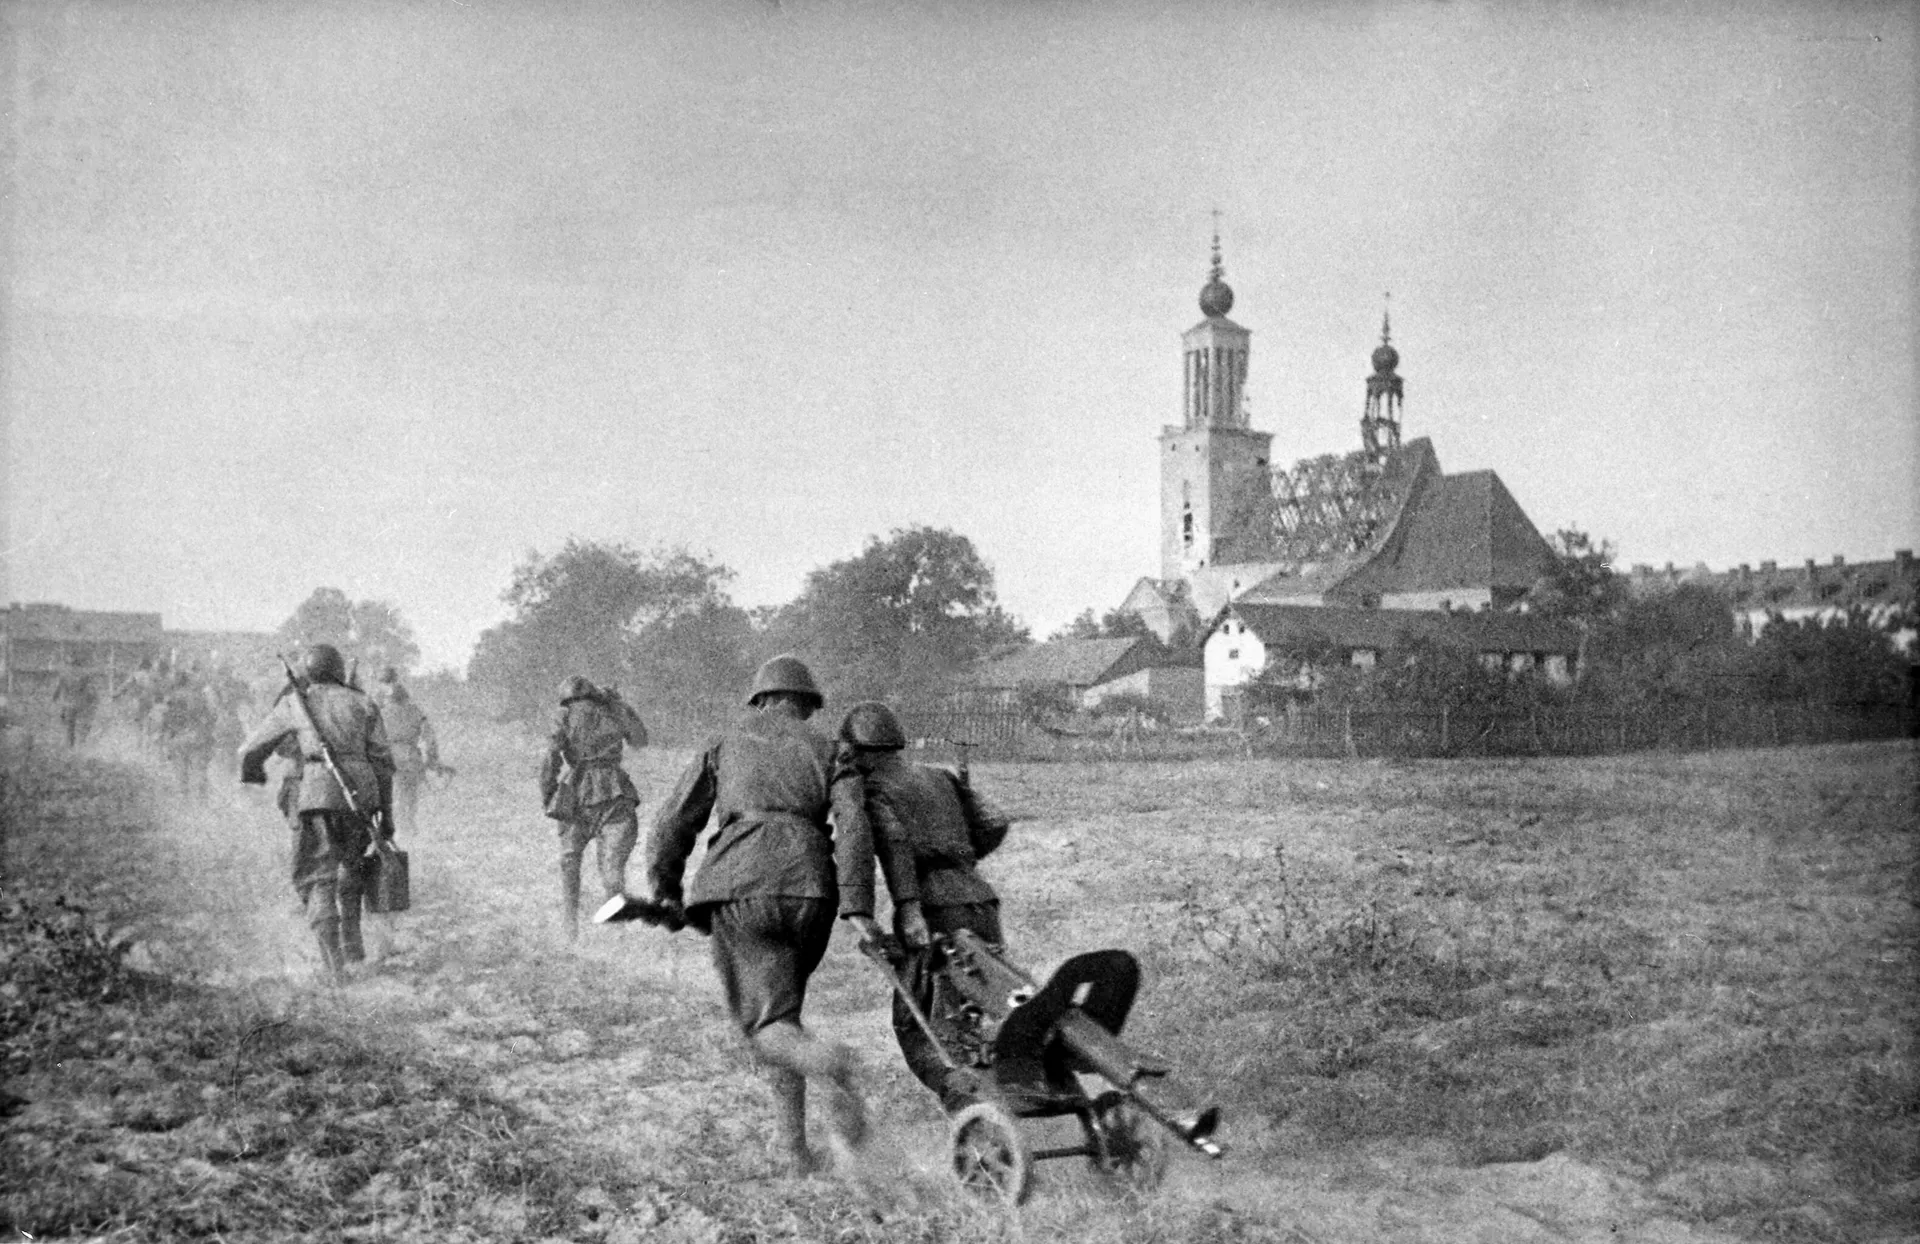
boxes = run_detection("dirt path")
[17,735,1763,1243]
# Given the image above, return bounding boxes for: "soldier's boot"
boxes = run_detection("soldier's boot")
[312,918,346,984]
[558,854,584,942]
[338,897,367,965]
[754,1024,868,1153]
[767,1066,817,1177]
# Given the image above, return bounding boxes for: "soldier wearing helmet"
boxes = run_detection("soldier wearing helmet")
[645,655,925,1176]
[373,668,440,839]
[540,674,648,940]
[839,700,1013,1114]
[237,643,395,981]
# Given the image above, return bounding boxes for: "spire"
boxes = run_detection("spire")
[1198,209,1234,318]
[1362,293,1403,460]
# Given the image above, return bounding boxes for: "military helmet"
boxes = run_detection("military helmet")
[746,655,821,708]
[559,675,597,704]
[840,701,906,750]
[304,644,346,685]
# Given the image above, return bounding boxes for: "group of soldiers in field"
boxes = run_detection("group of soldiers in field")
[222,641,1008,1178]
[51,659,253,797]
[542,654,1012,1177]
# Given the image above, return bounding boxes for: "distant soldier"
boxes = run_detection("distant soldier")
[52,666,99,749]
[237,644,395,982]
[646,656,925,1176]
[839,701,1012,1114]
[539,677,648,940]
[158,670,218,800]
[375,667,441,838]
[115,660,166,751]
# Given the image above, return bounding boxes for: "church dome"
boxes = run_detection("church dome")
[1199,278,1234,318]
[1371,342,1399,373]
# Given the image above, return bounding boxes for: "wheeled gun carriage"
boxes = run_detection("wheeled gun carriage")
[863,929,1222,1205]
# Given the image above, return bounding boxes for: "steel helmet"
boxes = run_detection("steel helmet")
[839,701,906,750]
[747,655,821,708]
[559,675,597,705]
[303,644,347,685]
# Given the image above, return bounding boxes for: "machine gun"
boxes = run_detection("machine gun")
[860,929,1221,1204]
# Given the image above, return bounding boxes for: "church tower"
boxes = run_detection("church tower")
[1160,228,1273,581]
[1360,303,1404,462]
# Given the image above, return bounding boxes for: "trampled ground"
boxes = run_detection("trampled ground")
[3,716,1914,1242]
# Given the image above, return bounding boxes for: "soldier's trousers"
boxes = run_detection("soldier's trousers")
[292,810,371,955]
[895,900,1004,1113]
[558,798,638,908]
[390,767,423,837]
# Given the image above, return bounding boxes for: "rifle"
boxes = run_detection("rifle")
[277,653,377,828]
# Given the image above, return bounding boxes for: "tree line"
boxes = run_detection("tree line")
[464,526,1028,735]
[1251,530,1915,717]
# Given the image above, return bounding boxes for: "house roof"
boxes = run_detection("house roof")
[1220,603,1581,655]
[1339,469,1559,597]
[974,636,1180,689]
[1626,553,1918,615]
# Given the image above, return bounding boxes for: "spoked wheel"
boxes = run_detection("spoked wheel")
[1090,1091,1170,1194]
[949,1102,1032,1205]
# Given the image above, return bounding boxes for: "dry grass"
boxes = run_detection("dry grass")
[2,713,1915,1242]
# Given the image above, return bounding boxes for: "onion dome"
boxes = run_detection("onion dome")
[1198,228,1234,317]
[1371,308,1398,373]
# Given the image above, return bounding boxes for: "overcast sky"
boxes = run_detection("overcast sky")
[3,0,1914,670]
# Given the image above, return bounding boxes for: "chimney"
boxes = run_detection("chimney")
[1739,564,1752,582]
[1805,558,1818,577]
[1664,562,1676,576]
[1832,554,1845,567]
[1761,560,1777,572]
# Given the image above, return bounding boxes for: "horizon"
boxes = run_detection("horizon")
[5,0,1914,671]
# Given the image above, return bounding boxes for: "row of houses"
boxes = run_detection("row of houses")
[0,603,279,695]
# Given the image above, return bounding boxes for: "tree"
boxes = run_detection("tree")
[763,526,1029,703]
[1527,528,1625,692]
[277,588,421,676]
[468,540,754,726]
[1046,605,1156,644]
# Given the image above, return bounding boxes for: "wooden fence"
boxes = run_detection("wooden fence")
[899,702,1916,763]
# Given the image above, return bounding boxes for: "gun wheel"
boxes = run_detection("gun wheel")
[949,1102,1031,1205]
[1091,1092,1170,1194]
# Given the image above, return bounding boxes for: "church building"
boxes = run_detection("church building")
[1123,235,1562,638]
[1118,235,1577,718]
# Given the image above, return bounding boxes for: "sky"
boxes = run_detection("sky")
[3,0,1914,671]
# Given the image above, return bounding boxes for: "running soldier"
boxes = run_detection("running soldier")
[237,644,394,982]
[374,667,440,838]
[539,677,647,940]
[645,656,927,1176]
[839,702,1012,1113]
[52,665,99,749]
[158,670,218,801]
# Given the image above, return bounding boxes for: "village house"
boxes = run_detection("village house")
[1205,603,1581,722]
[972,635,1203,723]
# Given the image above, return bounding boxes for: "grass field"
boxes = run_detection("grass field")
[2,713,1914,1242]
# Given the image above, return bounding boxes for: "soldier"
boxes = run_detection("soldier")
[645,656,927,1177]
[375,667,440,838]
[539,676,648,940]
[839,702,1013,1114]
[53,666,99,749]
[158,670,218,801]
[237,644,394,982]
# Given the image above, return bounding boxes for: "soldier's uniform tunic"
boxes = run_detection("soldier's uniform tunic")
[649,706,908,1037]
[379,690,439,837]
[159,678,218,801]
[238,678,394,967]
[540,691,647,929]
[859,754,1010,1111]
